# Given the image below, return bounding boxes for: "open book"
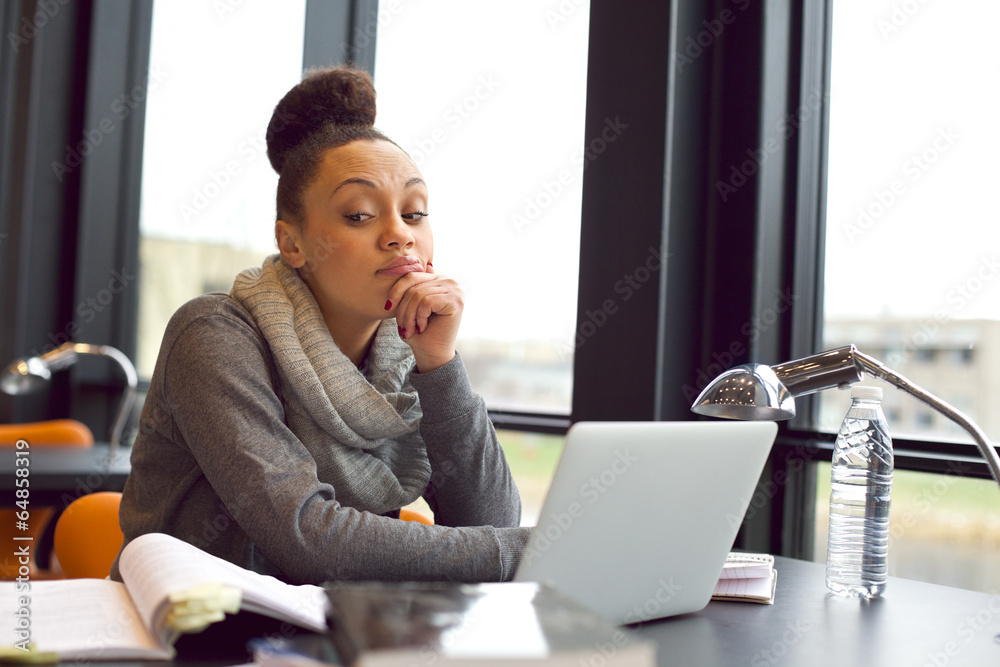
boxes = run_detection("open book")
[711,552,777,604]
[0,532,327,661]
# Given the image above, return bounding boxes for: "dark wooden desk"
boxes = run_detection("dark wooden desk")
[633,555,1000,666]
[0,442,131,507]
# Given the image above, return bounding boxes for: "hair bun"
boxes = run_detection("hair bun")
[266,66,377,174]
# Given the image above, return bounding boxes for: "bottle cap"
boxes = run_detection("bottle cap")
[850,385,882,400]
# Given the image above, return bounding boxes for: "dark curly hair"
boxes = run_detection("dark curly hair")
[266,66,396,224]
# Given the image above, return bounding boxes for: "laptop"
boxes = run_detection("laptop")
[514,420,778,624]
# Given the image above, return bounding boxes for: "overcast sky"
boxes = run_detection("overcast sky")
[823,0,1000,322]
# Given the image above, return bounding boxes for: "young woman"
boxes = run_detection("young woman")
[112,66,531,585]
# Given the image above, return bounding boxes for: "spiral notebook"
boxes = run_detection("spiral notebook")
[514,420,778,624]
[712,552,777,604]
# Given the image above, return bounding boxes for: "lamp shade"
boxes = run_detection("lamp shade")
[0,357,52,395]
[691,363,796,421]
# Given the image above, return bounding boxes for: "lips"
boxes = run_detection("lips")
[376,256,424,277]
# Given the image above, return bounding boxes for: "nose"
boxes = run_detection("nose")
[380,214,415,249]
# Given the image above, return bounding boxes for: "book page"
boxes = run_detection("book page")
[119,532,327,638]
[718,552,774,579]
[712,569,777,604]
[0,579,170,659]
[713,575,771,599]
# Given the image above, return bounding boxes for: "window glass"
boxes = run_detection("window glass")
[498,430,564,526]
[137,0,307,377]
[818,0,1000,590]
[373,0,590,414]
[821,0,1000,442]
[813,462,1000,593]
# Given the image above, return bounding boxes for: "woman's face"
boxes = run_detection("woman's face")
[276,140,433,327]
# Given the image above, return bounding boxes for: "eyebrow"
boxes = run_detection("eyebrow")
[331,176,425,195]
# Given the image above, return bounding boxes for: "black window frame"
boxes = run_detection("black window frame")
[0,0,151,439]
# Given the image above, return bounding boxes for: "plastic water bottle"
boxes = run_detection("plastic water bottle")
[825,385,893,598]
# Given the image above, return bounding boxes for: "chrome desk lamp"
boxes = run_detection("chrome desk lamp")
[1,342,137,461]
[690,344,1000,487]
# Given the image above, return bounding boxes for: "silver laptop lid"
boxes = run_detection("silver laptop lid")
[514,420,778,624]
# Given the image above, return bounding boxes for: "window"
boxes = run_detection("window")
[816,0,1000,590]
[372,1,589,415]
[136,0,308,377]
[821,1,1000,442]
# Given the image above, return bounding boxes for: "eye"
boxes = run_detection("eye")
[402,211,429,222]
[344,211,372,223]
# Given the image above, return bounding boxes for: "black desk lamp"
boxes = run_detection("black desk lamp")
[690,344,1000,486]
[1,342,137,460]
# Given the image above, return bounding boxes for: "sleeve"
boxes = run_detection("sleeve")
[409,353,523,529]
[160,307,530,585]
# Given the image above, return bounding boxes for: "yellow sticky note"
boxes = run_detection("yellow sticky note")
[165,609,226,633]
[0,646,59,664]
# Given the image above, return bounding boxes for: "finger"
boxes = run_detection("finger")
[396,284,456,336]
[413,293,461,334]
[394,276,460,335]
[411,291,458,334]
[385,271,440,312]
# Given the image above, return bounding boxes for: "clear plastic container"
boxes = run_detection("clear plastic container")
[825,385,893,598]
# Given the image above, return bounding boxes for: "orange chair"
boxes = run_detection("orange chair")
[53,491,123,579]
[0,419,94,447]
[0,419,94,579]
[399,508,434,525]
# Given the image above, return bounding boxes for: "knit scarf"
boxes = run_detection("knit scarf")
[230,254,431,514]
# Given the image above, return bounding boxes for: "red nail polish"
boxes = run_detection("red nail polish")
[415,325,422,335]
[398,326,406,339]
[384,300,392,311]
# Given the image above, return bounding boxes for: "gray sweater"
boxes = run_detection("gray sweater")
[112,294,531,585]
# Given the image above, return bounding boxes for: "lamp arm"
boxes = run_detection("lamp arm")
[66,343,137,456]
[96,345,137,455]
[853,350,1000,485]
[2,342,136,459]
